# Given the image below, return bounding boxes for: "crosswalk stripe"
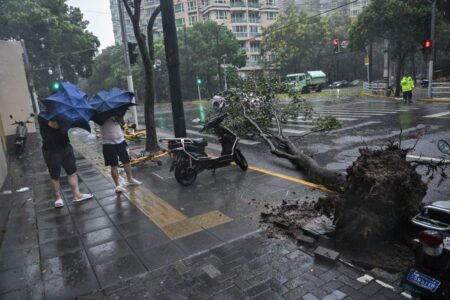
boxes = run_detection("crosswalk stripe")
[271,128,306,135]
[423,111,450,118]
[314,113,372,118]
[281,123,314,129]
[314,110,386,116]
[316,109,398,113]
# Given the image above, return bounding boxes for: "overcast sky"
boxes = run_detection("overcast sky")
[66,0,115,50]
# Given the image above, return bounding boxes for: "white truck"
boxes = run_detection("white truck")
[286,70,327,94]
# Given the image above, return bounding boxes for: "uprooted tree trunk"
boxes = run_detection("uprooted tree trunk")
[240,103,345,192]
[327,144,427,249]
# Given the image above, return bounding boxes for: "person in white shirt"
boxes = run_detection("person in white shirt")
[100,116,141,193]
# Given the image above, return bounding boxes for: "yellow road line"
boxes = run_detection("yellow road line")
[418,98,450,103]
[248,165,336,193]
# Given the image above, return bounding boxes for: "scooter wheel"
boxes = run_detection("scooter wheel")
[174,162,197,186]
[234,148,248,171]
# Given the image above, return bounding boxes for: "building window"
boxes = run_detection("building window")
[266,0,276,6]
[231,12,246,23]
[176,18,185,27]
[249,25,258,37]
[203,13,210,21]
[267,12,277,20]
[232,25,247,37]
[174,3,184,12]
[215,0,226,3]
[216,10,227,19]
[188,1,197,11]
[248,0,259,8]
[189,15,198,25]
[248,13,260,23]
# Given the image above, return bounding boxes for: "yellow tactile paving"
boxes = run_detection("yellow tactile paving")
[70,136,232,240]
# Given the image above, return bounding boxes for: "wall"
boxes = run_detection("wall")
[0,40,36,137]
[0,40,37,188]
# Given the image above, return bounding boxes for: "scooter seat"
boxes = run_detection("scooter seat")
[191,138,208,146]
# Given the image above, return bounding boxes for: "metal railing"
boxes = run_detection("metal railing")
[363,81,387,95]
[234,32,248,37]
[230,1,246,7]
[231,18,247,23]
[432,82,450,99]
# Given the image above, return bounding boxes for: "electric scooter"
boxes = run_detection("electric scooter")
[160,114,248,186]
[9,113,34,156]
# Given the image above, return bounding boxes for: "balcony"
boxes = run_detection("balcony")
[248,17,260,23]
[230,1,247,7]
[248,47,260,53]
[231,18,247,23]
[249,32,259,37]
[234,32,248,38]
[247,2,260,8]
[246,60,260,67]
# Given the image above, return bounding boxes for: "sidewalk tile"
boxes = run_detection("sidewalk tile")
[97,194,127,206]
[81,226,122,248]
[0,264,41,294]
[109,209,146,225]
[116,218,159,237]
[40,236,83,260]
[207,217,259,242]
[87,239,133,265]
[0,247,39,271]
[174,230,223,256]
[71,207,106,222]
[102,200,135,215]
[38,224,77,244]
[0,282,44,300]
[93,254,146,288]
[41,250,91,282]
[37,214,72,230]
[1,234,38,251]
[75,215,114,234]
[126,230,171,252]
[43,266,99,299]
[138,241,186,270]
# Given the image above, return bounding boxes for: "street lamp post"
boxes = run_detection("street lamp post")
[216,23,225,90]
[427,0,436,98]
[222,54,228,90]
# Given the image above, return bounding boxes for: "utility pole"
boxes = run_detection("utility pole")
[383,39,389,96]
[118,0,139,127]
[427,0,436,98]
[222,55,228,90]
[161,0,186,137]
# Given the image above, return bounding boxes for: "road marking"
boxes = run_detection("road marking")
[314,113,372,118]
[239,139,260,145]
[329,121,381,133]
[423,111,450,118]
[271,128,306,135]
[407,155,450,163]
[314,110,386,116]
[317,109,398,114]
[281,123,314,129]
[248,166,335,193]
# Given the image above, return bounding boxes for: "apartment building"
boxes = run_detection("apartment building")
[110,0,280,73]
[281,0,370,16]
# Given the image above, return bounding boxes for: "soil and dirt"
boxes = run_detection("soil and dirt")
[259,144,428,283]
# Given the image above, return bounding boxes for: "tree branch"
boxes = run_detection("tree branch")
[121,0,134,21]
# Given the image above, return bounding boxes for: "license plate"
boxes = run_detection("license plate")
[444,237,450,251]
[406,269,441,293]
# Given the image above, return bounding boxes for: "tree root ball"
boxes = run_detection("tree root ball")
[332,145,427,249]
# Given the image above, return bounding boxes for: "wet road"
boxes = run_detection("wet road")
[138,93,450,203]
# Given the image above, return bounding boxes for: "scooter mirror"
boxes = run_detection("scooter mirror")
[9,115,13,119]
[30,113,35,117]
[437,139,450,155]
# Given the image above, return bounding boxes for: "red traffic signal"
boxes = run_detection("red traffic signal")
[424,39,431,49]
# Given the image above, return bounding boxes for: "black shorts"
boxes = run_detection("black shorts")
[102,141,130,166]
[42,145,77,180]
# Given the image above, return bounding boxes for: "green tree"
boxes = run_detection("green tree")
[178,21,246,97]
[0,0,99,97]
[349,0,430,96]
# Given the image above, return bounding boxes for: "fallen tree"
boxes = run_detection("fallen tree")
[217,77,450,249]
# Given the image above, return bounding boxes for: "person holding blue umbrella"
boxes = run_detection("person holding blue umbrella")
[91,88,141,193]
[39,82,94,208]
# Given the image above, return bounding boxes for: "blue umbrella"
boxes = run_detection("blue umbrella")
[40,82,95,133]
[89,87,135,125]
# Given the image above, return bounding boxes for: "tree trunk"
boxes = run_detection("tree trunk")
[411,54,416,85]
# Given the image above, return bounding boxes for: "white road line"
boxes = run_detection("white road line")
[329,121,381,133]
[239,139,260,145]
[314,110,386,116]
[407,155,450,163]
[294,117,358,121]
[192,125,204,129]
[314,113,372,118]
[317,109,398,113]
[423,111,450,118]
[271,128,306,135]
[281,123,314,128]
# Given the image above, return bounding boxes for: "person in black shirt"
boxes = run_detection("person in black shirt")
[38,115,93,208]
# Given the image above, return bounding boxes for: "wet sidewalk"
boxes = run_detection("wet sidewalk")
[0,134,409,299]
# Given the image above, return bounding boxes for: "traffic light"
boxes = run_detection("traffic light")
[128,42,138,64]
[421,39,432,55]
[196,77,202,85]
[332,39,340,53]
[51,81,60,91]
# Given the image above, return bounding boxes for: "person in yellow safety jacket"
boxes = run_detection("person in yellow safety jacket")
[401,74,415,103]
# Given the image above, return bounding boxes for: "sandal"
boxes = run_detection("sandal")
[54,199,64,208]
[115,186,124,194]
[73,193,93,203]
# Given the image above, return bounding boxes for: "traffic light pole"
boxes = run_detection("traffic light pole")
[427,0,436,99]
[161,0,186,137]
[118,0,139,127]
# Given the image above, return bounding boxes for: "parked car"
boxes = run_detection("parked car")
[329,80,349,88]
[349,79,362,86]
